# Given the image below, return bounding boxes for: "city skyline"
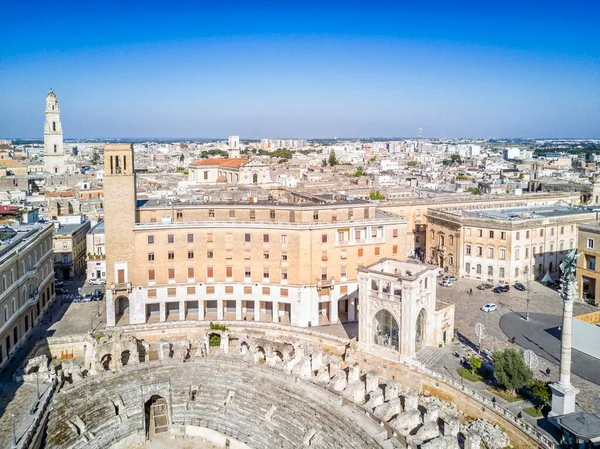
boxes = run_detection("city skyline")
[1,1,599,138]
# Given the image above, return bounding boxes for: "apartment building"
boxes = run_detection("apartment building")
[0,222,55,370]
[86,220,106,282]
[53,215,91,280]
[426,205,598,284]
[104,144,407,328]
[577,222,600,306]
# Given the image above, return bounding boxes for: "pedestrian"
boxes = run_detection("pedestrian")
[469,288,473,295]
[517,412,523,419]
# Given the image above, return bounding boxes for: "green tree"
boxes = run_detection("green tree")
[470,356,482,375]
[351,168,365,177]
[322,158,328,167]
[493,349,533,394]
[91,150,100,165]
[406,160,418,167]
[328,150,338,166]
[443,154,463,166]
[179,154,185,163]
[368,191,385,201]
[529,379,551,408]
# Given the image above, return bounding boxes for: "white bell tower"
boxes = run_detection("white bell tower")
[44,90,66,175]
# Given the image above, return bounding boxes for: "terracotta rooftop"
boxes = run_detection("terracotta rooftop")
[189,158,248,168]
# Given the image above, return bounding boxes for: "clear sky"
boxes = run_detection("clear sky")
[1,0,599,139]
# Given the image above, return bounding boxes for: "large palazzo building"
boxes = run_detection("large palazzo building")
[104,144,408,328]
[44,90,67,175]
[0,222,55,371]
[426,204,597,284]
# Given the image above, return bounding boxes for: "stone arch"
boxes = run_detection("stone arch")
[415,308,427,353]
[239,341,250,355]
[144,395,169,437]
[100,354,112,371]
[121,350,130,366]
[273,349,284,362]
[116,296,129,315]
[373,309,399,351]
[254,346,266,364]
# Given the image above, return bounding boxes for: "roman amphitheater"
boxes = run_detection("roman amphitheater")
[4,319,555,449]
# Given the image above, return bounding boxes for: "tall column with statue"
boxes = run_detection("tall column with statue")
[549,249,580,422]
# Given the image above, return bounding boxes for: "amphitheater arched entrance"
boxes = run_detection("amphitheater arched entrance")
[100,354,112,371]
[373,309,399,351]
[254,346,266,364]
[145,395,169,437]
[415,308,426,353]
[115,296,129,325]
[121,350,130,366]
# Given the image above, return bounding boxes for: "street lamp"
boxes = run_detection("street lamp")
[12,413,17,448]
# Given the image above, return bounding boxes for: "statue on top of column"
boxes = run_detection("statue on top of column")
[559,249,580,301]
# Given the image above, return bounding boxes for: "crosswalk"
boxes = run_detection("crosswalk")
[416,346,448,369]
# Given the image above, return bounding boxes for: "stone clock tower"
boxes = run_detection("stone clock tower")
[44,90,66,174]
[104,143,137,326]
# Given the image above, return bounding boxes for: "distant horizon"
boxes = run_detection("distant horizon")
[3,136,600,143]
[1,1,598,138]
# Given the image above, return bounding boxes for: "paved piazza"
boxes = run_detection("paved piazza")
[434,277,600,415]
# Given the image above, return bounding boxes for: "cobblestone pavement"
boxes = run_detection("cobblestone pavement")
[436,277,600,415]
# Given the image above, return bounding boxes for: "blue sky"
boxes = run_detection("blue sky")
[1,0,599,138]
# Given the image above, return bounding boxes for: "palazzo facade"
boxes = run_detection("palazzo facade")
[104,144,408,328]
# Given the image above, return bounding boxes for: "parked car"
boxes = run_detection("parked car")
[440,279,453,287]
[89,278,106,286]
[55,280,64,287]
[83,293,93,302]
[493,284,510,293]
[93,290,104,301]
[74,294,84,303]
[442,275,458,282]
[56,287,68,295]
[481,303,498,312]
[514,282,526,291]
[477,283,493,290]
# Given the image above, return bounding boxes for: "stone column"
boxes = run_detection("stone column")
[179,300,185,321]
[330,295,339,324]
[254,299,260,322]
[217,298,224,320]
[236,299,242,321]
[198,299,205,321]
[550,259,580,422]
[272,300,278,323]
[348,297,356,322]
[159,302,166,322]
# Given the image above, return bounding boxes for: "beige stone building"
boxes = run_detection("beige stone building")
[53,216,91,280]
[0,223,55,371]
[357,259,454,361]
[576,222,600,306]
[104,144,407,328]
[426,204,597,284]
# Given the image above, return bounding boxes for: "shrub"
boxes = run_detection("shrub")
[529,379,552,407]
[209,322,228,331]
[209,334,221,347]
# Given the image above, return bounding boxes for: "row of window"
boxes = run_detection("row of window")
[147,266,349,282]
[146,228,396,246]
[464,241,574,259]
[145,284,351,299]
[146,245,398,262]
[172,209,370,221]
[432,226,576,245]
